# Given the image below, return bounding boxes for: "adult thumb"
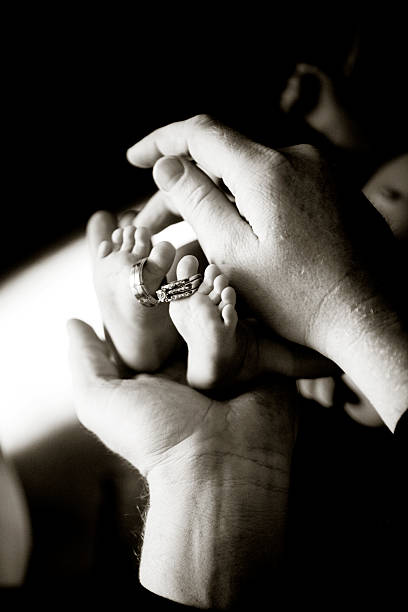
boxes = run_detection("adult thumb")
[152,156,250,262]
[67,319,118,391]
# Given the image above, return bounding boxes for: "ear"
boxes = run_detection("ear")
[280,63,322,117]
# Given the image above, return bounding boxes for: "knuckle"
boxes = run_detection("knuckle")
[185,181,215,212]
[274,143,333,193]
[287,143,328,170]
[189,114,231,146]
[293,143,320,158]
[265,147,289,169]
[189,113,217,129]
[133,373,157,398]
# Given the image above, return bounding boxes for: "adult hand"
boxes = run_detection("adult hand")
[68,318,298,607]
[126,115,392,353]
[126,115,408,430]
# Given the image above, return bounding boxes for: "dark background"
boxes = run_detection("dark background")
[2,7,407,277]
[2,8,407,602]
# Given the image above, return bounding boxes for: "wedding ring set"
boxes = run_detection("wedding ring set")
[129,257,202,307]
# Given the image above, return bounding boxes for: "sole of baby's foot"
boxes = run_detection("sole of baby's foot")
[169,261,252,390]
[90,220,179,372]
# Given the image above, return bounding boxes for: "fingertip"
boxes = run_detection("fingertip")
[126,147,136,165]
[126,144,151,168]
[66,318,98,345]
[66,317,81,335]
[66,318,74,337]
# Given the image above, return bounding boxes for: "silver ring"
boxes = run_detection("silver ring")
[156,274,202,303]
[129,258,160,307]
[129,259,203,307]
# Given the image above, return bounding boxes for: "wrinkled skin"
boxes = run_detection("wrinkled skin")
[129,115,399,363]
[68,318,297,481]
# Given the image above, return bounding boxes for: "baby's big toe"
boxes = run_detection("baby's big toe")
[132,227,152,260]
[144,241,176,291]
[87,210,117,257]
[176,255,199,280]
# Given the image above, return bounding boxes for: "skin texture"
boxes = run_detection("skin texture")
[68,116,407,606]
[128,117,394,350]
[89,208,338,383]
[280,63,408,427]
[68,319,297,607]
[127,115,408,430]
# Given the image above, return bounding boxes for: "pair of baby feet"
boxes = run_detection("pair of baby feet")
[89,211,249,389]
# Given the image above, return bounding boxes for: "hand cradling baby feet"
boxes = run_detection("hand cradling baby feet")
[88,212,260,389]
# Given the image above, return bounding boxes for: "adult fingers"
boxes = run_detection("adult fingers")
[67,319,118,397]
[151,155,254,262]
[282,343,340,379]
[126,114,275,216]
[260,328,340,379]
[135,189,181,234]
[67,318,144,468]
[297,377,336,408]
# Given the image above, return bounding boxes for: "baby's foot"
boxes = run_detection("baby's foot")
[87,211,179,372]
[169,260,256,390]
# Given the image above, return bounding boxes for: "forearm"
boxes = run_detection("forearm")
[140,456,290,609]
[339,320,408,431]
[315,273,408,431]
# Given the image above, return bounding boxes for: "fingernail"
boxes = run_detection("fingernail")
[154,156,184,191]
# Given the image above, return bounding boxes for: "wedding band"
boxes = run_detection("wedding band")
[129,258,160,307]
[156,274,202,303]
[129,259,202,307]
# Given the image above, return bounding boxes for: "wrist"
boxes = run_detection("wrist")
[310,274,408,431]
[340,318,408,431]
[140,452,291,608]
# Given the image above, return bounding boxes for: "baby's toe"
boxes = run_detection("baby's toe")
[209,274,229,305]
[87,210,116,257]
[198,264,221,294]
[112,227,123,250]
[218,286,236,311]
[121,225,136,252]
[132,226,152,260]
[97,240,113,259]
[144,241,176,291]
[221,303,238,328]
[176,255,199,280]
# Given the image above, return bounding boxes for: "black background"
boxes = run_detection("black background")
[2,7,407,277]
[2,7,407,602]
